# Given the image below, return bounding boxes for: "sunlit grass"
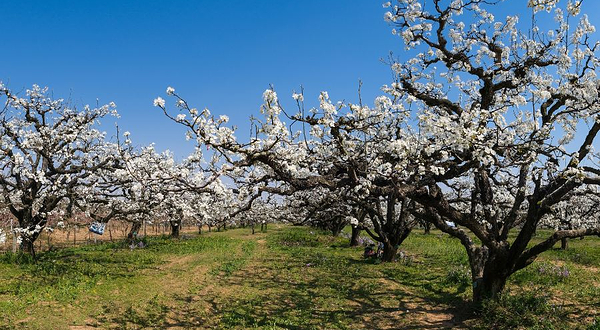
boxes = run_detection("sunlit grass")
[0,225,597,329]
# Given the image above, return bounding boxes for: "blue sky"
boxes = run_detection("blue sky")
[2,0,599,158]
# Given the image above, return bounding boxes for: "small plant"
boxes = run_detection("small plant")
[479,289,565,330]
[445,265,471,287]
[512,261,575,287]
[537,264,571,279]
[395,250,415,266]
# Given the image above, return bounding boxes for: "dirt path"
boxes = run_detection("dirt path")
[157,231,267,328]
[70,229,472,329]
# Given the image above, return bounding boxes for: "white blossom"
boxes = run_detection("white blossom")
[153,97,166,107]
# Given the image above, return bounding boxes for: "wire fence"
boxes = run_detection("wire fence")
[0,217,204,254]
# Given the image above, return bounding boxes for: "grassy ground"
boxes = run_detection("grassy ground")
[0,225,598,329]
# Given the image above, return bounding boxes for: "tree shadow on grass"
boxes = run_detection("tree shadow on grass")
[162,252,476,329]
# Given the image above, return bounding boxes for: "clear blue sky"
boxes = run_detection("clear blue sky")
[2,1,599,158]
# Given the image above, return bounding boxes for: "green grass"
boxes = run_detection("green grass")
[479,289,566,330]
[0,226,598,329]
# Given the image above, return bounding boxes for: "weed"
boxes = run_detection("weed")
[445,265,471,287]
[479,289,567,330]
[512,261,574,286]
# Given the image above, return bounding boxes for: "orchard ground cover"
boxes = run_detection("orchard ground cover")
[0,225,598,329]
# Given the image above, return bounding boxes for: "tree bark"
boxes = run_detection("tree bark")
[170,221,181,238]
[381,242,398,262]
[127,222,142,243]
[423,221,431,235]
[15,213,47,256]
[19,239,36,259]
[469,247,510,304]
[472,273,508,303]
[560,237,568,250]
[350,226,362,247]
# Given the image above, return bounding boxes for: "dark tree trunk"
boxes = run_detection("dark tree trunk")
[364,194,415,263]
[381,242,398,262]
[472,273,508,303]
[327,216,346,237]
[170,220,181,238]
[350,226,362,247]
[469,248,509,304]
[423,221,431,235]
[561,237,568,250]
[381,226,413,262]
[16,214,45,257]
[363,225,412,263]
[331,226,343,237]
[251,222,255,235]
[127,222,142,243]
[20,239,36,258]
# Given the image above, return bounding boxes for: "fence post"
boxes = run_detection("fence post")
[11,218,17,253]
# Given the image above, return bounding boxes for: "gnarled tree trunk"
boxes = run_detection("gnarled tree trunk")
[127,221,142,243]
[15,213,46,257]
[469,247,510,303]
[381,241,398,262]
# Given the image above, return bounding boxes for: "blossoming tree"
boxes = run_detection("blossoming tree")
[382,0,600,301]
[154,0,600,302]
[0,84,118,256]
[154,85,423,261]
